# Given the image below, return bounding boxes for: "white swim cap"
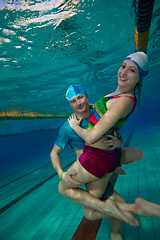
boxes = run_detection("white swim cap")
[125,51,149,80]
[66,84,87,101]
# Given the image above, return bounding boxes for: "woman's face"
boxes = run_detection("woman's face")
[118,60,139,89]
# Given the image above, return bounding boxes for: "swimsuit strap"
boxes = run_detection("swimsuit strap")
[107,95,137,113]
[106,88,135,98]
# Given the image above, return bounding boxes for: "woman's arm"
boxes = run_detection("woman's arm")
[68,97,134,144]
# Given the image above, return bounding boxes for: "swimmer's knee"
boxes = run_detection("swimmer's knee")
[83,207,95,220]
[111,190,126,203]
[88,188,104,199]
[88,190,100,198]
[135,149,144,161]
[121,148,144,164]
[58,181,73,199]
[58,181,66,196]
[58,182,63,194]
[135,197,143,205]
[139,150,144,160]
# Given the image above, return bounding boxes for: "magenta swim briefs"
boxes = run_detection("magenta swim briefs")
[79,145,118,178]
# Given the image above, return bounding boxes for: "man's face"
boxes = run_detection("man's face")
[70,95,89,114]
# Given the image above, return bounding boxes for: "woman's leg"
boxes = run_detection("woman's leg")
[115,198,160,217]
[135,198,160,217]
[120,147,144,165]
[58,160,138,226]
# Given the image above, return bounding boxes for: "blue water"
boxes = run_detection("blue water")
[0,0,160,239]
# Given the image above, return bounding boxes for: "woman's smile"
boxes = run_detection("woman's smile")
[119,77,127,81]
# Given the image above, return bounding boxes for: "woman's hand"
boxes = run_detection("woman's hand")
[68,113,82,129]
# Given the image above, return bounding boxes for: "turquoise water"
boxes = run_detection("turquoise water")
[0,0,160,239]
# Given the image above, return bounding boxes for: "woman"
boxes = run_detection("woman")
[58,52,150,226]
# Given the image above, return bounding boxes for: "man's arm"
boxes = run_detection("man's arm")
[50,144,82,187]
[50,144,63,177]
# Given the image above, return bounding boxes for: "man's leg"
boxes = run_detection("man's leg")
[109,191,126,240]
[84,185,125,240]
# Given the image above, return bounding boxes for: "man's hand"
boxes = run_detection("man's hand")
[68,113,82,129]
[61,169,83,188]
[104,130,123,150]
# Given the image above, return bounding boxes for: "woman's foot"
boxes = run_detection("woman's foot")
[104,198,139,227]
[135,198,160,217]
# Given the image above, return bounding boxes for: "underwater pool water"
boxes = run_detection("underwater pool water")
[0,0,160,239]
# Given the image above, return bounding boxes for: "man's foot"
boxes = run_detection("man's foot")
[135,198,160,217]
[104,198,139,227]
[111,232,123,240]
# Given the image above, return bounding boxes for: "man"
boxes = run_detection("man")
[50,84,143,240]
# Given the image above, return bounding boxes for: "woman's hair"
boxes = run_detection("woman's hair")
[135,79,143,106]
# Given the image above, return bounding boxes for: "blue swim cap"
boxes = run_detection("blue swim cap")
[66,84,87,101]
[125,51,149,80]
